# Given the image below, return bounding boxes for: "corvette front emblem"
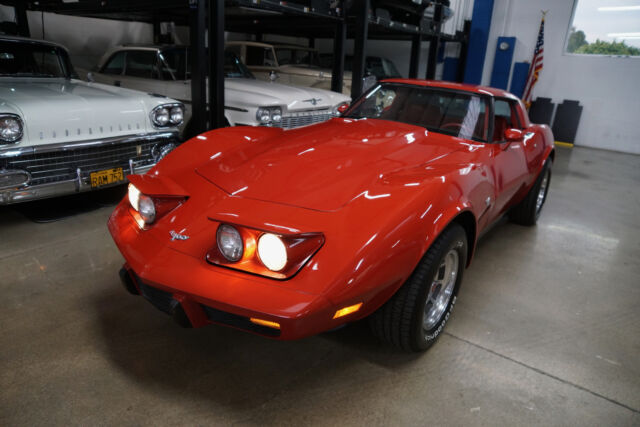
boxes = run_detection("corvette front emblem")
[170,230,189,241]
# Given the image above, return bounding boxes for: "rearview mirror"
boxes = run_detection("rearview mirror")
[504,128,523,142]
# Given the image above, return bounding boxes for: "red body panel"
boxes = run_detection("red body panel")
[108,82,554,340]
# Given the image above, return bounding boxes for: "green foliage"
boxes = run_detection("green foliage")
[574,39,640,56]
[567,28,587,53]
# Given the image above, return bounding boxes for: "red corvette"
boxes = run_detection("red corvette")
[108,80,554,351]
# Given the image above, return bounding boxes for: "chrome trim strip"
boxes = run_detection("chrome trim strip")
[0,162,154,205]
[0,131,178,158]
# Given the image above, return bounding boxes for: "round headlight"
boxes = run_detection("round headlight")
[138,194,156,224]
[152,107,170,127]
[271,107,282,122]
[217,224,244,262]
[170,106,184,125]
[0,115,23,143]
[256,108,272,124]
[257,233,288,272]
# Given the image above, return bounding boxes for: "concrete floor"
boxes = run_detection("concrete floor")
[0,146,638,426]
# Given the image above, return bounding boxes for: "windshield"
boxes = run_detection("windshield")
[0,41,68,78]
[345,83,490,142]
[158,49,254,80]
[275,47,321,68]
[224,51,254,78]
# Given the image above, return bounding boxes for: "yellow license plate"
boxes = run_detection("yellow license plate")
[90,167,124,188]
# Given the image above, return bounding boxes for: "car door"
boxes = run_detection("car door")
[490,98,529,215]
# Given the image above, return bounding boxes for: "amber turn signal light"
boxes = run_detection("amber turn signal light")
[250,317,281,330]
[333,302,363,319]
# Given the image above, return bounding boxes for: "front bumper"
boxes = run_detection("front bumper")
[0,132,179,204]
[108,200,339,340]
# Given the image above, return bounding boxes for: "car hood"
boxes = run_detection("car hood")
[196,118,464,212]
[0,78,158,146]
[225,78,350,112]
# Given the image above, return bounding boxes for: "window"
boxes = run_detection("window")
[566,0,640,56]
[124,50,158,79]
[493,99,521,142]
[245,46,276,67]
[102,51,125,75]
[0,42,67,77]
[159,48,189,80]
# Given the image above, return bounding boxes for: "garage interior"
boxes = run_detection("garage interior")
[1,0,639,425]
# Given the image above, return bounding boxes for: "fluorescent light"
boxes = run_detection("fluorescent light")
[598,6,640,11]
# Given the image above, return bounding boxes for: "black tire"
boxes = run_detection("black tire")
[369,224,467,352]
[509,158,552,226]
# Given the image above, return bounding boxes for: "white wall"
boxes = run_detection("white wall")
[0,7,156,69]
[484,0,640,154]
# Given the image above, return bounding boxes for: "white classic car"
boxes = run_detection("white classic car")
[226,41,354,95]
[89,46,351,134]
[0,36,184,205]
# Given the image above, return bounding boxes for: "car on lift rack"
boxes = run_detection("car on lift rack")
[226,41,365,96]
[108,79,554,352]
[0,36,184,205]
[88,45,351,136]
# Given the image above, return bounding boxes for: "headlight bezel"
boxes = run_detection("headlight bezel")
[127,183,187,228]
[150,103,185,128]
[207,222,324,280]
[256,106,283,125]
[0,113,24,144]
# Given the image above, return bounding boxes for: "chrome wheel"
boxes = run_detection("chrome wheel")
[423,249,459,331]
[536,169,550,214]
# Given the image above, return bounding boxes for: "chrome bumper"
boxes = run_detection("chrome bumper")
[0,132,179,205]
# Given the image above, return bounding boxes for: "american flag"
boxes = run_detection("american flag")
[522,14,545,108]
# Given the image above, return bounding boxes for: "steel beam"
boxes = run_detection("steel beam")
[409,34,421,78]
[208,0,225,129]
[189,0,207,136]
[426,3,443,80]
[351,0,370,100]
[15,2,30,37]
[331,17,346,94]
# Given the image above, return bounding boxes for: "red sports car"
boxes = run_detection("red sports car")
[108,80,554,351]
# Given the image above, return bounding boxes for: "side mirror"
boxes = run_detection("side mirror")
[86,72,94,82]
[269,70,279,82]
[504,128,523,142]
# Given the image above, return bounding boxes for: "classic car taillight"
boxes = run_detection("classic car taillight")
[128,183,186,227]
[206,223,324,280]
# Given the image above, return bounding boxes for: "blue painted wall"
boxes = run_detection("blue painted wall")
[463,0,495,84]
[490,36,516,89]
[510,62,530,98]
